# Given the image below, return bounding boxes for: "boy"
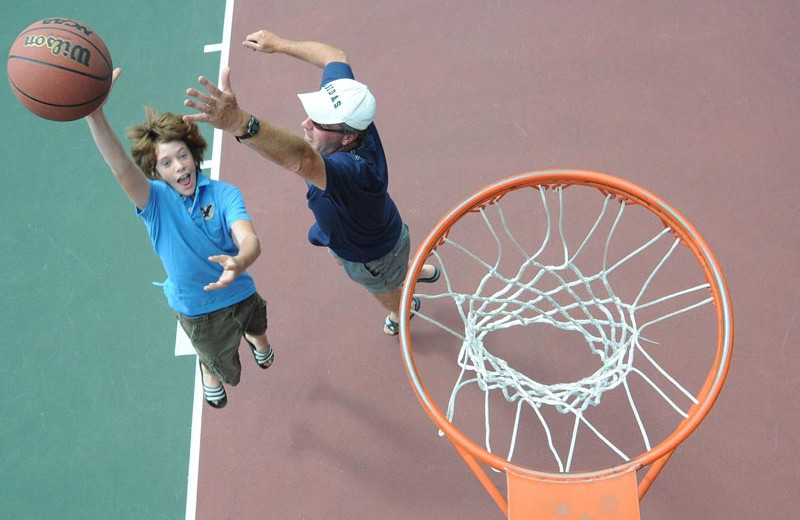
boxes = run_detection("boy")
[85,69,273,408]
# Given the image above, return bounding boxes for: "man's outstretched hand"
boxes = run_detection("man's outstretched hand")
[183,67,249,135]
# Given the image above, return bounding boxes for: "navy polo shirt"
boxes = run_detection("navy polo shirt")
[305,62,402,263]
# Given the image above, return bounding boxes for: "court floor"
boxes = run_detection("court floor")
[2,2,223,519]
[3,1,797,519]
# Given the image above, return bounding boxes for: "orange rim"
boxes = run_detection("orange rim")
[399,169,734,481]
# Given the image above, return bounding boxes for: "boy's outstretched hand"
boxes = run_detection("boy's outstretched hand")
[204,254,244,291]
[86,67,122,119]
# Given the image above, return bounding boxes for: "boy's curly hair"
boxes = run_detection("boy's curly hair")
[125,106,207,179]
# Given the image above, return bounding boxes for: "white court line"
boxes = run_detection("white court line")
[181,2,235,520]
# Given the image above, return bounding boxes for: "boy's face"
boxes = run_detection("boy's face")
[155,140,197,197]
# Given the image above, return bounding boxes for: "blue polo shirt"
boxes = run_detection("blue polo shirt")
[305,62,402,263]
[137,173,256,316]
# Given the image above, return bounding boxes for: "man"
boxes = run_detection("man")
[86,69,274,409]
[184,30,438,335]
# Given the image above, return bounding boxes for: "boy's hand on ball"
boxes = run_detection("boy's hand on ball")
[86,68,121,118]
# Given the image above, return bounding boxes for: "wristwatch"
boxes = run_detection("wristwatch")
[235,114,260,142]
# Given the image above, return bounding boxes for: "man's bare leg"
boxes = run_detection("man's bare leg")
[379,264,438,335]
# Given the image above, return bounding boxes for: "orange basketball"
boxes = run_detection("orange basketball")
[7,18,113,121]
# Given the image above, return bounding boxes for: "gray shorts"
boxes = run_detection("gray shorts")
[176,291,268,386]
[329,223,410,294]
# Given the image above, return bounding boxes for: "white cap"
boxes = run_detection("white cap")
[297,78,376,131]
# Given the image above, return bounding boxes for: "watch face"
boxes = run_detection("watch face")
[248,117,260,135]
[237,115,259,141]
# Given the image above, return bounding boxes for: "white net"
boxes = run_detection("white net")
[408,181,722,474]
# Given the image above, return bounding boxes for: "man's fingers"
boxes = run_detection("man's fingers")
[197,75,224,97]
[183,99,207,114]
[220,67,232,92]
[183,112,208,123]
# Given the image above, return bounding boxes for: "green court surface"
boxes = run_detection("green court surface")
[1,2,224,518]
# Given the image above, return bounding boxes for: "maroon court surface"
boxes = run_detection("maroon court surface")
[194,2,798,519]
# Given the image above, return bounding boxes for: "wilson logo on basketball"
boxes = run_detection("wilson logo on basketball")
[22,35,92,67]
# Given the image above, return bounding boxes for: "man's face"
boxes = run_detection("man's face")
[301,117,350,156]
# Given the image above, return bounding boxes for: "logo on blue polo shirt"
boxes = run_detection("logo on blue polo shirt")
[200,204,214,221]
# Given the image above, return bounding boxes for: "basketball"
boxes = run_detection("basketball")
[7,18,113,122]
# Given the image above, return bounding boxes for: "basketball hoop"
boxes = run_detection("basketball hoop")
[399,169,733,519]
